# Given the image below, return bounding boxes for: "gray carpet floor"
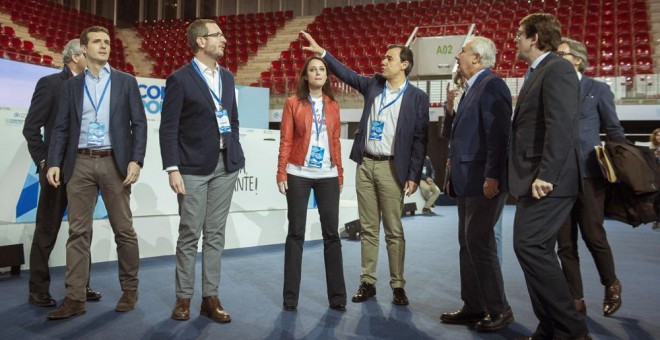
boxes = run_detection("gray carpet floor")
[1,205,659,339]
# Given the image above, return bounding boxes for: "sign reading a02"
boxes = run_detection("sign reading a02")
[436,45,453,55]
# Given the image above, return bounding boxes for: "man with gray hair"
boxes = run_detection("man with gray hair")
[440,36,513,332]
[556,37,626,317]
[22,38,102,307]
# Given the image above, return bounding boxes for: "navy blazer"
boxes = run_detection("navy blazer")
[159,63,245,175]
[23,67,72,168]
[48,67,147,183]
[323,52,429,186]
[577,76,626,179]
[508,53,581,197]
[446,69,511,197]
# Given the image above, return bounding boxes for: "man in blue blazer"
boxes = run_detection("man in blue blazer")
[160,19,245,323]
[22,38,101,307]
[439,37,513,332]
[46,26,147,319]
[509,14,590,340]
[556,38,626,317]
[302,31,429,306]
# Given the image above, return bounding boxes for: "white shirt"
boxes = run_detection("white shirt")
[364,80,406,156]
[192,57,226,150]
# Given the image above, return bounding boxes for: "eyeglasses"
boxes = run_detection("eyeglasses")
[201,32,224,38]
[555,51,574,57]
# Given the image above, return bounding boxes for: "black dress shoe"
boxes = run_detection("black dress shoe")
[85,287,102,301]
[440,308,487,325]
[329,302,346,311]
[475,308,514,331]
[392,288,409,306]
[603,279,622,316]
[28,292,56,307]
[283,303,296,311]
[351,282,376,303]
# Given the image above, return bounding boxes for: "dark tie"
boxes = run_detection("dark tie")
[524,67,535,81]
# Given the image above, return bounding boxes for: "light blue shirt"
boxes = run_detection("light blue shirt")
[78,63,112,149]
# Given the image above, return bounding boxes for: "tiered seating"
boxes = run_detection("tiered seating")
[0,0,133,74]
[0,22,54,66]
[484,0,653,78]
[137,10,293,78]
[257,0,653,95]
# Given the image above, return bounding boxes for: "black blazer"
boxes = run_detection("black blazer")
[323,52,429,186]
[23,67,72,168]
[47,67,148,183]
[159,63,245,175]
[447,69,511,197]
[508,53,581,197]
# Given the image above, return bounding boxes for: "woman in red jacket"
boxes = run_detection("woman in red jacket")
[276,56,346,312]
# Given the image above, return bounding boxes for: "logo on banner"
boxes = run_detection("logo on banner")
[139,83,166,115]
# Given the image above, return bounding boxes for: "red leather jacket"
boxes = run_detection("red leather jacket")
[277,95,343,185]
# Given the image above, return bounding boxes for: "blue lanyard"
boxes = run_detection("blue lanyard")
[309,94,325,142]
[191,59,223,108]
[83,73,111,122]
[377,80,408,119]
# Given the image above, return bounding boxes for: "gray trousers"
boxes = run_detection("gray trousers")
[175,157,238,298]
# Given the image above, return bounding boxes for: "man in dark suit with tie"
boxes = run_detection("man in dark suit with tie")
[45,26,146,319]
[509,13,590,339]
[301,31,429,306]
[556,37,625,317]
[160,19,245,323]
[22,38,102,307]
[439,36,513,332]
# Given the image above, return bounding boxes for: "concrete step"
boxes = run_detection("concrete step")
[115,28,152,77]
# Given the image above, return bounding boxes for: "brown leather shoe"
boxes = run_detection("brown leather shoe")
[603,279,622,316]
[171,298,191,320]
[86,287,102,301]
[201,296,231,323]
[47,297,86,320]
[574,298,587,316]
[351,282,376,303]
[115,290,138,312]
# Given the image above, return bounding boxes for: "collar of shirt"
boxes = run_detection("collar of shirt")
[84,63,111,80]
[529,51,551,70]
[577,72,583,81]
[465,68,487,92]
[385,80,406,95]
[193,57,220,78]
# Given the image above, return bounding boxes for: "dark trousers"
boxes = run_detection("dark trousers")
[283,174,346,306]
[457,194,509,315]
[514,196,588,339]
[29,168,92,294]
[557,178,618,299]
[65,155,139,301]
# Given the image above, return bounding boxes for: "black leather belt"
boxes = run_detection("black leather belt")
[363,152,394,161]
[77,149,113,157]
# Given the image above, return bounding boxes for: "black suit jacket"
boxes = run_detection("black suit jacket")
[159,63,245,175]
[47,67,148,183]
[23,67,72,168]
[508,53,581,197]
[323,52,429,186]
[447,69,511,197]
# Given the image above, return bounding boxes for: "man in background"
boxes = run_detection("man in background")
[419,155,441,216]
